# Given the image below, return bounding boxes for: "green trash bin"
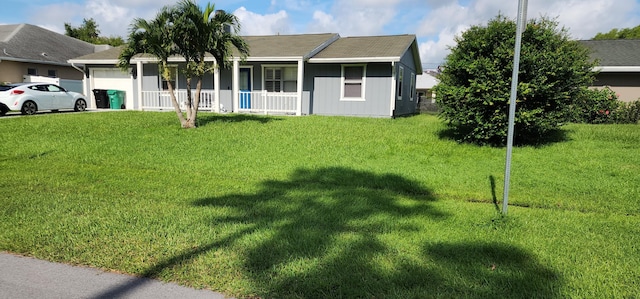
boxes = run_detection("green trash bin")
[107,90,125,110]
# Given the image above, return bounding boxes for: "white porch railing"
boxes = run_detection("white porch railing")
[141,90,216,111]
[238,91,298,115]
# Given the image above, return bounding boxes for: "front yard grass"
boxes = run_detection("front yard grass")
[0,111,638,298]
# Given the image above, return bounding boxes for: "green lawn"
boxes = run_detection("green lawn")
[0,111,638,298]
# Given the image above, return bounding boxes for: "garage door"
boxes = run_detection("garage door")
[91,68,135,109]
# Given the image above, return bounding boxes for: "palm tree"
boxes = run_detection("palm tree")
[118,0,249,128]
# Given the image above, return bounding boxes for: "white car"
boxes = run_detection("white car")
[0,83,87,115]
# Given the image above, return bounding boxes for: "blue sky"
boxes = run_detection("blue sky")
[2,0,640,69]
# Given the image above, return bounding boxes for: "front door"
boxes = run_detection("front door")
[239,68,251,109]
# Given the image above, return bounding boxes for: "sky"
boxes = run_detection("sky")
[2,0,640,69]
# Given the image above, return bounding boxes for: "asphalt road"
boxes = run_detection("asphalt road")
[0,252,231,299]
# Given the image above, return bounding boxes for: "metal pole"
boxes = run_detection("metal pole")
[503,0,528,215]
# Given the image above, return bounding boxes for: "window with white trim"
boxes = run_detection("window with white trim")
[410,72,415,101]
[264,66,297,92]
[341,64,366,100]
[397,65,404,100]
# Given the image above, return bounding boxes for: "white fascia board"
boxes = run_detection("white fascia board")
[68,59,119,65]
[243,56,303,62]
[308,56,401,64]
[594,66,640,72]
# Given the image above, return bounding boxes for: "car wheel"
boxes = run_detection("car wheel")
[21,101,37,115]
[74,99,87,112]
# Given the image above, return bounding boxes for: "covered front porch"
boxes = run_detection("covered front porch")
[140,90,298,114]
[132,57,305,115]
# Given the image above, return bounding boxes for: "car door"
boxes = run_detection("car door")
[29,85,54,110]
[47,84,74,109]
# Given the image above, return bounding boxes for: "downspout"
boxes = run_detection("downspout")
[71,63,89,101]
[390,61,397,118]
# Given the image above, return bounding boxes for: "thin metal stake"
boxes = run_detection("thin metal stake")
[503,0,528,215]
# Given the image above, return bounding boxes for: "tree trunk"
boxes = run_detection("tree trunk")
[166,80,187,127]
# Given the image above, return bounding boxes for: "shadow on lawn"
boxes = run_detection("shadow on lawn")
[438,126,571,147]
[196,113,280,126]
[95,167,561,298]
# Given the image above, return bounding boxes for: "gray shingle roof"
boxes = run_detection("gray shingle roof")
[70,33,423,73]
[0,24,97,66]
[237,33,339,58]
[311,35,417,59]
[579,39,640,66]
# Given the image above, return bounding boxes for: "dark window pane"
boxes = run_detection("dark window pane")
[344,83,361,97]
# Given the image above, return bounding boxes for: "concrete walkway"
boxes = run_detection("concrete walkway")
[0,252,231,299]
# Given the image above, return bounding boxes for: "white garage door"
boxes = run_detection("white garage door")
[91,68,135,109]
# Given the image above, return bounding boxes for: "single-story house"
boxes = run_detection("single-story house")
[580,39,640,102]
[416,70,439,102]
[0,24,107,92]
[69,33,423,117]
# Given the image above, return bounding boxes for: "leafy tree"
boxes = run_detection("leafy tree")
[593,25,640,39]
[118,0,249,128]
[434,15,596,146]
[64,18,124,46]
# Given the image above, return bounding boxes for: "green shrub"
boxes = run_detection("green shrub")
[435,15,596,146]
[614,100,640,124]
[569,88,620,124]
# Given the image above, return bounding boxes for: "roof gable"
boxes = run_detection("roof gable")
[0,24,97,66]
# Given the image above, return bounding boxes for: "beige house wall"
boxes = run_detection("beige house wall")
[592,72,640,102]
[0,60,83,83]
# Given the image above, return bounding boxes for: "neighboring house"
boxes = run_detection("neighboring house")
[416,70,439,103]
[580,39,640,102]
[0,24,105,93]
[69,33,422,117]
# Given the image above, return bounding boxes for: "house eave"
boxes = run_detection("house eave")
[594,66,640,72]
[308,57,401,64]
[1,56,72,67]
[68,59,119,65]
[242,56,304,62]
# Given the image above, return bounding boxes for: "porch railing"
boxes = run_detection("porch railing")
[238,91,297,115]
[141,90,216,111]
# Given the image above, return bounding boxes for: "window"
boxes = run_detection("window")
[264,66,297,92]
[397,65,404,100]
[341,65,366,100]
[47,70,57,77]
[161,65,178,90]
[410,72,415,101]
[27,68,37,75]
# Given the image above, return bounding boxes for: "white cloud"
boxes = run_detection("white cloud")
[307,0,398,36]
[415,0,640,65]
[233,7,291,35]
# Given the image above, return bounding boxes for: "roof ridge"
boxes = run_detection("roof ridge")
[2,23,25,42]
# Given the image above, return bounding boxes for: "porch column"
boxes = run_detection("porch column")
[296,59,304,116]
[214,61,220,113]
[232,59,239,113]
[137,61,143,111]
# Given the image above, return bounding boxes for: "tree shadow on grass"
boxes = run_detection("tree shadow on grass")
[95,167,561,298]
[191,167,561,298]
[196,113,280,127]
[424,241,562,298]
